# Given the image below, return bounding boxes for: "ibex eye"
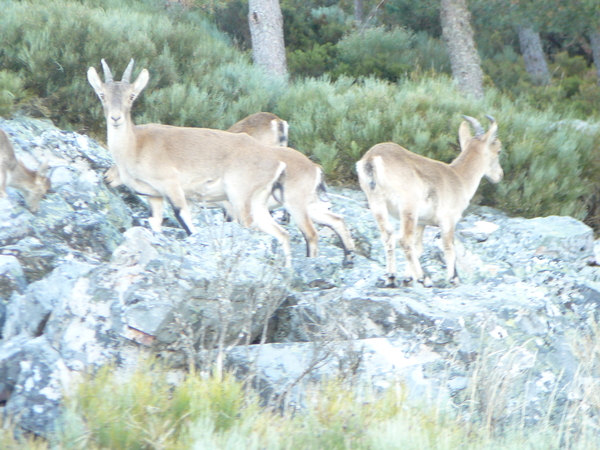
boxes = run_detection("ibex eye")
[130,94,136,101]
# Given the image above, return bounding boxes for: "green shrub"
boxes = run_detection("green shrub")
[0,0,281,134]
[0,70,24,117]
[1,0,599,227]
[288,43,338,79]
[332,27,415,82]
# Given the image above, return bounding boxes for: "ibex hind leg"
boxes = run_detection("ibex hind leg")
[365,193,397,287]
[441,225,460,286]
[399,211,431,287]
[287,206,319,258]
[309,205,356,267]
[252,203,291,268]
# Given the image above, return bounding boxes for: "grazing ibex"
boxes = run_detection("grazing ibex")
[227,112,289,147]
[356,116,503,287]
[0,129,50,212]
[87,59,293,266]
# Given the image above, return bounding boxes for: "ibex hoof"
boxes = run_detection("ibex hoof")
[402,276,413,287]
[342,252,355,268]
[377,275,398,288]
[450,275,460,285]
[419,277,433,288]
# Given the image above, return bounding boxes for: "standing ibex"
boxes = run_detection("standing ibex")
[227,112,289,147]
[356,116,503,287]
[87,59,293,266]
[0,129,50,212]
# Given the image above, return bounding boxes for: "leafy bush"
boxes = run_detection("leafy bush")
[0,0,284,134]
[1,0,600,228]
[0,70,24,117]
[287,43,338,79]
[39,340,600,449]
[332,27,415,82]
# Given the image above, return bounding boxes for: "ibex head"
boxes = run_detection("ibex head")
[87,59,149,128]
[23,161,51,212]
[460,115,503,184]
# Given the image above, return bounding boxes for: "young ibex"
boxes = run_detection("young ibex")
[0,129,50,212]
[227,113,355,266]
[266,146,356,266]
[227,112,289,147]
[356,116,503,287]
[87,59,293,266]
[104,107,355,267]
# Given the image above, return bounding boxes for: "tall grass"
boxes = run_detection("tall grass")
[40,348,600,449]
[4,323,600,450]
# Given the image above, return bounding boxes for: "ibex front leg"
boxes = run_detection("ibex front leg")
[399,212,432,287]
[369,197,398,287]
[441,222,459,285]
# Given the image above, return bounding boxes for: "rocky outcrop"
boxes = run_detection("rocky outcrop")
[1,116,600,437]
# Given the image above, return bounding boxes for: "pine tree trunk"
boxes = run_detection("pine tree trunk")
[591,31,600,86]
[248,0,287,80]
[354,0,364,25]
[440,0,484,100]
[517,26,550,86]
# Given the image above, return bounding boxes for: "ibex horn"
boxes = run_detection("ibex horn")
[462,115,485,136]
[485,115,498,137]
[100,59,113,83]
[122,59,135,83]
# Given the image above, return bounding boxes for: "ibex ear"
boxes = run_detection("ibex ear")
[131,69,149,97]
[458,121,471,151]
[87,67,104,94]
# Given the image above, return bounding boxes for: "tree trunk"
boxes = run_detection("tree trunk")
[591,31,600,86]
[517,26,550,86]
[354,0,364,25]
[248,0,287,80]
[440,0,484,100]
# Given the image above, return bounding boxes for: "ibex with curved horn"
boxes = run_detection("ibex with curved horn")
[356,116,503,287]
[87,59,293,266]
[0,129,50,212]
